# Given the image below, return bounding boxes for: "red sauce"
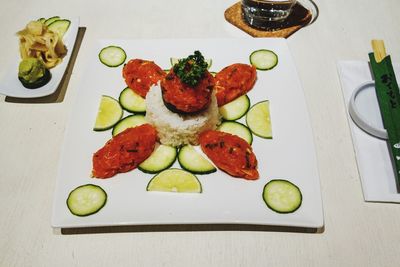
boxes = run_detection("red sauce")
[161,69,214,114]
[92,124,157,178]
[122,59,166,98]
[214,63,257,106]
[199,130,259,180]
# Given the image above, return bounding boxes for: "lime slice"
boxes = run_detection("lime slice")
[93,95,123,131]
[246,100,272,139]
[146,169,202,193]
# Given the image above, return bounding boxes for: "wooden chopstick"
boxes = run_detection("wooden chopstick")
[371,39,387,62]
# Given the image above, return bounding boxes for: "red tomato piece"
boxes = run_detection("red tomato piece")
[161,69,214,114]
[122,59,166,98]
[92,124,157,178]
[214,63,257,106]
[199,130,259,180]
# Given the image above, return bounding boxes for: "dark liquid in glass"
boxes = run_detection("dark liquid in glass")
[242,0,312,31]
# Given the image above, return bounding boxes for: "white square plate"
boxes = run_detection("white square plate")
[52,38,324,229]
[0,17,79,98]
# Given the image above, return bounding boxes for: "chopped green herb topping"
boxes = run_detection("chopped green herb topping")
[173,51,208,87]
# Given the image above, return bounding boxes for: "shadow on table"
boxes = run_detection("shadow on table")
[5,27,86,104]
[58,224,324,235]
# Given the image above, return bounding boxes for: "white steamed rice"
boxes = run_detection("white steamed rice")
[145,84,220,146]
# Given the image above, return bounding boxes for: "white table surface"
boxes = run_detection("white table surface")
[1,0,400,266]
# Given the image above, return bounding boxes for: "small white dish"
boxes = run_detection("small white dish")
[0,17,79,98]
[348,81,388,139]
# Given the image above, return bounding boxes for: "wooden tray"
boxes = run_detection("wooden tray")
[225,2,314,38]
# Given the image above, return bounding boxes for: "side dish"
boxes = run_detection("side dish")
[16,16,70,88]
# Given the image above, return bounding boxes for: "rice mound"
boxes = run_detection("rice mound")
[145,84,220,146]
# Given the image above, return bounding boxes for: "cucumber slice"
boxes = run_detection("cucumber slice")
[119,87,146,113]
[219,94,250,121]
[99,46,127,67]
[48,19,70,37]
[37,18,46,23]
[170,57,212,69]
[112,114,147,136]
[139,145,177,173]
[217,121,253,144]
[93,95,123,131]
[250,49,278,70]
[44,16,60,26]
[147,169,202,193]
[66,184,107,216]
[262,179,302,213]
[246,100,272,139]
[178,145,216,174]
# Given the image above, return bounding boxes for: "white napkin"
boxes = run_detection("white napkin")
[338,60,400,202]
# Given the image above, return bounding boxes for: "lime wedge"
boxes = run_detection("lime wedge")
[146,169,202,193]
[246,100,272,139]
[93,95,123,131]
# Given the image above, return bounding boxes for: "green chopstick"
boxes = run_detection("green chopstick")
[369,40,400,185]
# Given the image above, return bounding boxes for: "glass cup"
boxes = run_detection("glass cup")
[242,0,297,29]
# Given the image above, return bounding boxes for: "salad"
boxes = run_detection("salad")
[66,46,303,218]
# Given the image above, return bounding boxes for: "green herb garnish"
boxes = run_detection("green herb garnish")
[173,51,208,87]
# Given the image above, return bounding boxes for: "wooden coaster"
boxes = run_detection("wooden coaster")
[225,2,312,38]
